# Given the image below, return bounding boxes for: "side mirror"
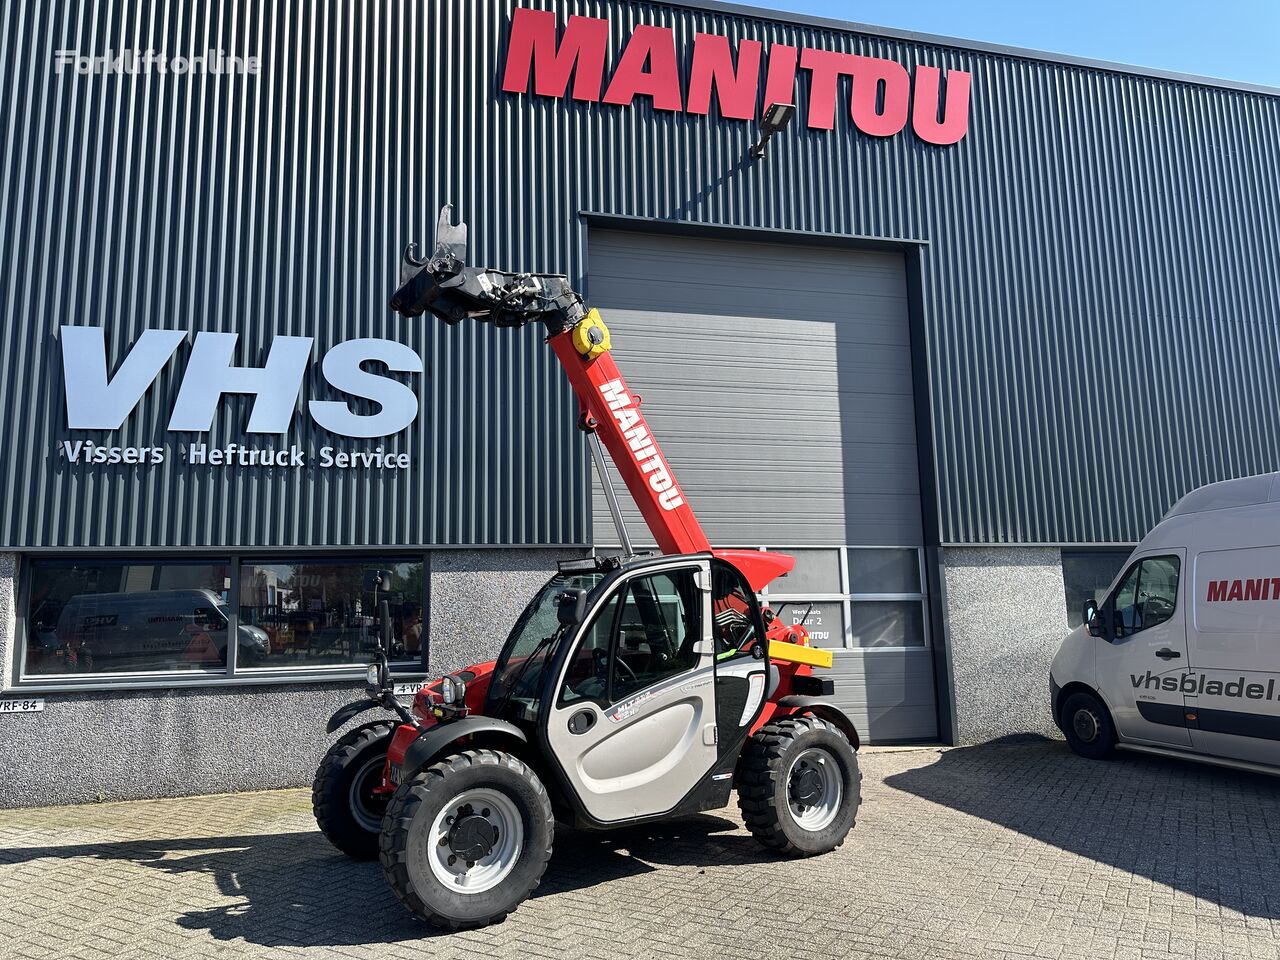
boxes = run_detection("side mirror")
[1083,599,1106,639]
[363,569,394,592]
[557,588,589,627]
[379,599,393,649]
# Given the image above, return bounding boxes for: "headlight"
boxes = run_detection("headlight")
[366,663,380,688]
[440,675,466,705]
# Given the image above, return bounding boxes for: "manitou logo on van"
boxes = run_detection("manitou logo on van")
[1206,579,1280,602]
[501,7,972,145]
[599,378,685,511]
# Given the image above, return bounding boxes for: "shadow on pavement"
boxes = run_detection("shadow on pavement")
[0,813,775,946]
[883,736,1280,919]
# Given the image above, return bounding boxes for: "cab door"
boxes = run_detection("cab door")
[1096,552,1191,747]
[710,561,771,760]
[545,560,717,823]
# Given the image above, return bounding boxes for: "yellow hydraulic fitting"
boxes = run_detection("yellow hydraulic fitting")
[572,309,612,359]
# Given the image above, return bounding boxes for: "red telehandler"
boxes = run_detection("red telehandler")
[313,208,862,929]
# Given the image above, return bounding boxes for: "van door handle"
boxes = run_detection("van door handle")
[567,709,596,735]
[1155,648,1181,660]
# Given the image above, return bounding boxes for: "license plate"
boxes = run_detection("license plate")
[392,683,420,697]
[0,698,44,714]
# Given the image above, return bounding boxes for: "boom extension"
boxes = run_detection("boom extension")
[391,206,710,557]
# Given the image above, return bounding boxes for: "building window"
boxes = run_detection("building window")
[24,560,233,676]
[1061,548,1132,627]
[766,546,928,650]
[238,559,426,668]
[19,555,428,687]
[591,544,931,651]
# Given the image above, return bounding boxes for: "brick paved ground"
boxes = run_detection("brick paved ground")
[1,739,1278,960]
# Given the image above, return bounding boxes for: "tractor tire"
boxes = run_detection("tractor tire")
[737,715,861,857]
[380,749,554,930]
[312,720,397,860]
[1061,690,1117,760]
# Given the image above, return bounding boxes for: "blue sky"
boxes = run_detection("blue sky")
[749,0,1280,88]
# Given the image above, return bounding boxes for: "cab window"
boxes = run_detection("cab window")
[559,568,702,705]
[712,563,763,662]
[1112,556,1180,639]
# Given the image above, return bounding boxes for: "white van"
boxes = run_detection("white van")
[54,589,269,672]
[1050,472,1280,776]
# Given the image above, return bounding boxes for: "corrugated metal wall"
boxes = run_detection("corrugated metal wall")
[0,0,584,549]
[429,0,1280,546]
[2,0,1278,548]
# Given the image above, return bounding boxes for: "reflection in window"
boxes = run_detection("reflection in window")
[238,560,425,667]
[847,548,921,595]
[850,601,925,648]
[1113,556,1180,639]
[774,549,843,594]
[780,601,847,649]
[25,561,234,675]
[1062,549,1131,627]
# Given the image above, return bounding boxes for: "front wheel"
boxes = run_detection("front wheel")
[737,715,861,857]
[380,749,554,930]
[312,720,397,860]
[1061,690,1117,760]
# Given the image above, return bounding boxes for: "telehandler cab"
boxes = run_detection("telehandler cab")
[313,207,863,930]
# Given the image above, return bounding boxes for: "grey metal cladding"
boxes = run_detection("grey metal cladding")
[3,0,1279,549]
[825,649,939,743]
[0,1,585,548]
[587,228,923,548]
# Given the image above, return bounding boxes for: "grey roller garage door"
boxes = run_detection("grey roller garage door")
[586,228,937,742]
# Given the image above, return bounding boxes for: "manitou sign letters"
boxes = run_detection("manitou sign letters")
[501,7,972,145]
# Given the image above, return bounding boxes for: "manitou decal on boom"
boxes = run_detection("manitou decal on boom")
[598,378,685,512]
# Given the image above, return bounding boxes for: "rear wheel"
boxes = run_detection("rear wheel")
[737,715,861,856]
[1061,690,1117,760]
[380,749,554,930]
[313,720,396,860]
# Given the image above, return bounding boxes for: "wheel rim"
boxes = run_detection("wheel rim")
[348,756,390,833]
[1072,707,1100,744]
[411,788,525,896]
[786,747,843,832]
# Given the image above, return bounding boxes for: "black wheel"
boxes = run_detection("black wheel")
[380,749,554,930]
[737,715,861,857]
[312,720,397,860]
[1061,690,1117,760]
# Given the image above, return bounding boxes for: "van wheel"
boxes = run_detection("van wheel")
[736,716,861,857]
[1061,691,1116,760]
[313,720,397,859]
[380,749,554,930]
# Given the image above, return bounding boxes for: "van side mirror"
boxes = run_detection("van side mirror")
[1083,599,1107,639]
[557,588,589,627]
